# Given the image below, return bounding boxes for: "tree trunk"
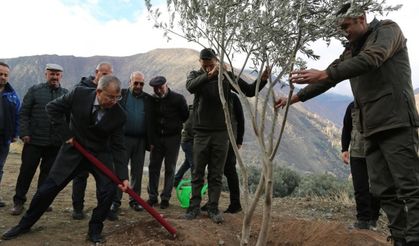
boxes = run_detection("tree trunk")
[241,173,265,245]
[256,157,273,246]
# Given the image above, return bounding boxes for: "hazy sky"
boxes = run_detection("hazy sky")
[1,0,418,96]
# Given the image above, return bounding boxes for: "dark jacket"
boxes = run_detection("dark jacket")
[46,87,128,184]
[149,89,189,145]
[297,18,419,137]
[231,92,245,145]
[181,105,194,143]
[186,68,266,131]
[341,102,365,158]
[19,82,68,146]
[1,83,20,144]
[76,76,97,88]
[120,88,151,149]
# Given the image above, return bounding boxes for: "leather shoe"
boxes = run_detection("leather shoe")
[72,209,85,220]
[353,220,370,230]
[110,203,119,212]
[0,200,5,207]
[160,200,169,209]
[2,225,30,240]
[107,203,119,221]
[201,202,208,212]
[129,202,143,212]
[387,236,406,246]
[107,210,118,221]
[147,199,158,207]
[184,207,200,220]
[11,203,24,215]
[87,233,106,243]
[208,209,224,224]
[224,204,242,214]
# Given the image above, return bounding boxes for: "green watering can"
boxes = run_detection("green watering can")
[176,179,208,208]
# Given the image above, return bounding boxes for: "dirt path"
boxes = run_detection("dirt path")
[0,149,390,245]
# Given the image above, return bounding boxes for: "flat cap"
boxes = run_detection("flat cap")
[45,63,63,72]
[149,76,167,87]
[200,48,217,60]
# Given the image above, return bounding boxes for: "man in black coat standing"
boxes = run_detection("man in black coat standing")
[147,76,189,209]
[71,61,113,220]
[2,75,129,243]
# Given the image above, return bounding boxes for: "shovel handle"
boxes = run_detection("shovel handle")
[72,140,177,237]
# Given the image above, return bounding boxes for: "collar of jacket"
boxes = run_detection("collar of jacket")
[43,82,62,91]
[128,88,145,98]
[80,76,97,88]
[350,18,379,56]
[153,88,171,99]
[2,82,16,94]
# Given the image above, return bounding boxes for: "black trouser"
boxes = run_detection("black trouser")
[113,136,146,206]
[13,144,60,205]
[350,156,380,221]
[72,171,89,211]
[174,141,194,183]
[0,141,10,186]
[366,127,419,243]
[224,144,241,207]
[18,159,116,236]
[148,134,181,202]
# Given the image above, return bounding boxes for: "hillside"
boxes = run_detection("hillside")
[298,91,353,127]
[3,48,198,100]
[2,49,346,178]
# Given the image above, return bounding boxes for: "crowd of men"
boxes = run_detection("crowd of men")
[0,47,267,243]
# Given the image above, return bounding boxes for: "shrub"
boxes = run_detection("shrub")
[224,166,352,199]
[228,165,300,198]
[293,173,352,198]
[273,167,300,198]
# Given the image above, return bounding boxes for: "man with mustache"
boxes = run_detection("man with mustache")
[11,64,68,216]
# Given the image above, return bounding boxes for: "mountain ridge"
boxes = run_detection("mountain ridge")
[2,48,349,178]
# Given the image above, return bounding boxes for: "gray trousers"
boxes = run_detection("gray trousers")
[366,127,419,243]
[147,134,181,201]
[113,136,146,206]
[189,130,229,211]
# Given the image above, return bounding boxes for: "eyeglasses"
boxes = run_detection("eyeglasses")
[102,91,122,101]
[133,81,145,86]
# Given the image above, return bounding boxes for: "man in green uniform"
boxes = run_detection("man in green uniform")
[276,3,419,245]
[184,48,270,223]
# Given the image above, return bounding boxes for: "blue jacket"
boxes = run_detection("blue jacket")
[1,83,20,144]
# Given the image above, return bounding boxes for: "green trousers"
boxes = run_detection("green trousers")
[189,130,229,211]
[366,127,419,243]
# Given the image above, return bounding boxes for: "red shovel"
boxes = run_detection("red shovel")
[72,139,177,237]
